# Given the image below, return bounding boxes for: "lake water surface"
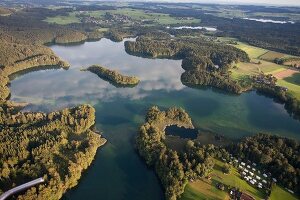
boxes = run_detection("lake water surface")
[9,38,300,200]
[168,26,217,31]
[243,18,295,24]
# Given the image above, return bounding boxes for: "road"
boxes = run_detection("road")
[0,177,44,200]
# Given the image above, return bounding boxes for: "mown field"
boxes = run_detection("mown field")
[180,159,298,200]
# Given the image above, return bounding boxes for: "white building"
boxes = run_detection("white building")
[263,174,268,178]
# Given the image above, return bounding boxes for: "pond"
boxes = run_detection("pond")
[9,38,300,200]
[165,125,199,140]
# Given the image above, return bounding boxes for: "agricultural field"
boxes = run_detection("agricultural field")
[44,12,81,24]
[259,51,285,61]
[234,42,268,59]
[229,41,300,100]
[230,59,286,81]
[112,8,200,24]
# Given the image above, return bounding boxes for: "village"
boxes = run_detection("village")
[215,155,296,200]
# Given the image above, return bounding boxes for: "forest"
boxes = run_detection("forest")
[133,3,300,56]
[85,65,140,87]
[125,35,249,93]
[0,102,106,199]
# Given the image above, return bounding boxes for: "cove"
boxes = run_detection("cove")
[9,38,300,200]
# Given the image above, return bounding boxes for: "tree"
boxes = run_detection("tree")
[223,163,231,174]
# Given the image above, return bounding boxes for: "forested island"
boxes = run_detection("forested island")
[84,65,140,87]
[137,106,300,200]
[0,102,106,199]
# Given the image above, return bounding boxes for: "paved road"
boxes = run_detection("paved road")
[0,177,44,200]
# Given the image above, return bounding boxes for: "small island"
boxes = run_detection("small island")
[84,65,140,87]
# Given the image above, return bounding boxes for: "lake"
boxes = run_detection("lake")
[9,38,300,200]
[167,26,217,31]
[243,18,295,24]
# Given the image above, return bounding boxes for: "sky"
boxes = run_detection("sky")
[110,0,300,7]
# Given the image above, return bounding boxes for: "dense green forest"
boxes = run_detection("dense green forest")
[0,102,106,199]
[136,106,228,200]
[228,133,300,193]
[125,36,249,93]
[134,3,300,56]
[85,65,140,87]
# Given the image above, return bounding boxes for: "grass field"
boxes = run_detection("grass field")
[44,12,81,24]
[231,61,300,100]
[109,8,200,25]
[259,51,285,61]
[234,42,268,59]
[269,185,299,200]
[231,59,286,81]
[45,8,200,25]
[277,78,300,99]
[180,181,228,200]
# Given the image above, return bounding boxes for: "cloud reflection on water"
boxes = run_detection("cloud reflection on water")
[10,38,185,111]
